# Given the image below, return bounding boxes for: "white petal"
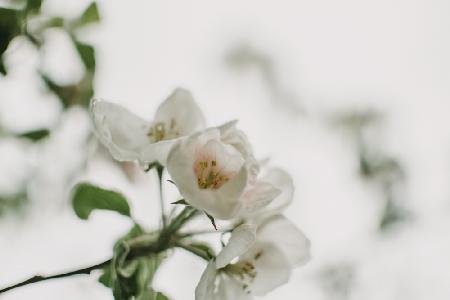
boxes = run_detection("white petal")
[90,100,150,162]
[239,181,281,217]
[260,168,294,215]
[241,242,292,296]
[139,138,177,165]
[154,88,206,136]
[216,224,257,269]
[212,166,248,219]
[215,274,254,300]
[167,129,248,219]
[195,261,217,300]
[218,120,253,158]
[258,215,311,266]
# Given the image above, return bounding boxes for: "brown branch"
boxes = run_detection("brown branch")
[0,259,111,294]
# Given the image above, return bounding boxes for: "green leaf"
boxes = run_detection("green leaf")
[72,182,131,220]
[0,8,21,75]
[73,39,95,71]
[18,128,50,141]
[98,266,113,288]
[0,8,21,55]
[76,2,100,27]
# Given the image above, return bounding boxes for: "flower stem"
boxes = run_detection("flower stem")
[156,165,167,228]
[0,259,111,294]
[174,241,211,261]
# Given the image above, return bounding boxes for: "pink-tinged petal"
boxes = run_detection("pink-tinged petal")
[239,181,281,217]
[216,224,256,269]
[167,129,248,220]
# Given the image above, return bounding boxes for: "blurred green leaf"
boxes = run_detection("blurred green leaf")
[75,2,100,28]
[156,292,169,300]
[0,7,21,75]
[0,191,27,215]
[44,17,65,28]
[72,182,131,220]
[74,39,95,71]
[25,0,42,14]
[41,72,94,108]
[18,128,50,141]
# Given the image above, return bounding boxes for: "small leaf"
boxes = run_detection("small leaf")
[72,182,131,220]
[205,212,217,230]
[76,2,100,27]
[98,267,113,288]
[18,129,50,141]
[171,199,189,206]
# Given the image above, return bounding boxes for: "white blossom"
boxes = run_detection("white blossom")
[166,121,281,220]
[195,217,311,300]
[90,88,205,165]
[239,167,294,222]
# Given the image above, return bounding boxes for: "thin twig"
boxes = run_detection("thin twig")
[0,259,111,294]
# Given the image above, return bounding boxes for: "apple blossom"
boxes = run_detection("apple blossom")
[195,216,311,300]
[90,88,205,166]
[166,122,281,220]
[239,167,294,222]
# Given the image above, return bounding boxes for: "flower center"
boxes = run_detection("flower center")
[194,159,230,189]
[147,119,179,142]
[221,250,264,292]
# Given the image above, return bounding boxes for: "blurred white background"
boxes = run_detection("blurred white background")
[1,0,450,299]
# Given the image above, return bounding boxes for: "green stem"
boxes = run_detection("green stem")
[156,165,167,228]
[174,242,211,261]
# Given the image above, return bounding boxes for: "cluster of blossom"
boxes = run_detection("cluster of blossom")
[91,88,311,300]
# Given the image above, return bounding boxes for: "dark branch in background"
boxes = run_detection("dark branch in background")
[225,42,304,116]
[0,259,111,294]
[330,109,410,232]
